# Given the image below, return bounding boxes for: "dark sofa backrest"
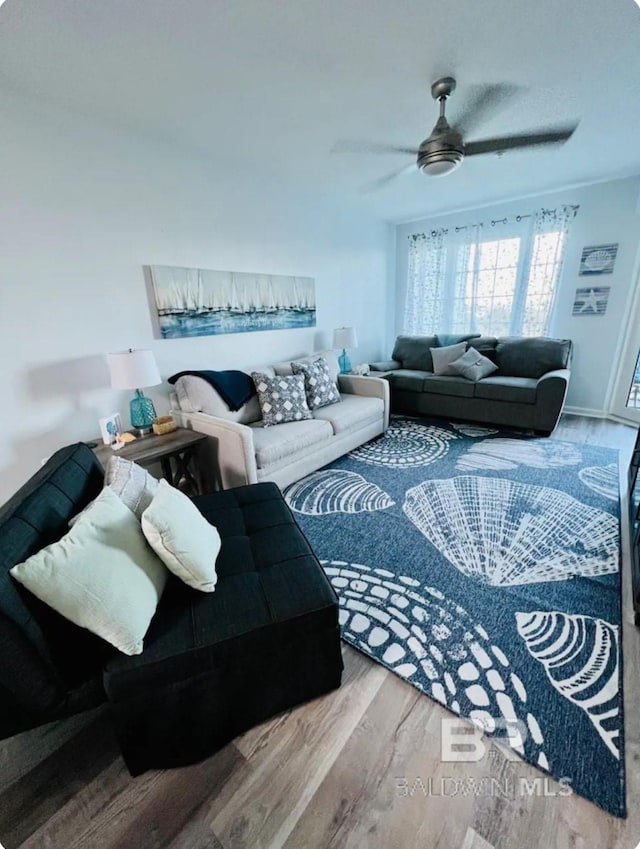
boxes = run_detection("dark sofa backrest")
[0,443,106,715]
[495,337,573,379]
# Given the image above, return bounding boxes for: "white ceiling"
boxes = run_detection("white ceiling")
[1,0,640,222]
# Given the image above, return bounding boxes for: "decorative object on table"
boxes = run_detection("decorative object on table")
[333,326,358,374]
[351,363,370,376]
[115,432,137,446]
[572,286,610,316]
[152,415,177,436]
[579,243,618,276]
[98,413,123,446]
[284,417,624,817]
[149,265,315,338]
[107,349,162,436]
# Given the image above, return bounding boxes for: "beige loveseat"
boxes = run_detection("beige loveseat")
[171,350,390,490]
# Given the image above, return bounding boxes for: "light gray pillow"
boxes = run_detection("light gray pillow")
[106,456,159,519]
[251,372,312,426]
[11,487,167,656]
[450,346,499,381]
[430,342,468,376]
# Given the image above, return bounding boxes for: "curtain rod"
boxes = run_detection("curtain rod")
[408,204,579,240]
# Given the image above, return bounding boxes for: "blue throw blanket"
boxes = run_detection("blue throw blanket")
[168,370,256,412]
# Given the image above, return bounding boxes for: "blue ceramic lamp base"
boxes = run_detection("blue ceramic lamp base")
[130,388,157,435]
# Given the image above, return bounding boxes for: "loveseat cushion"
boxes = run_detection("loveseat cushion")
[103,483,339,695]
[392,336,438,371]
[312,394,384,435]
[250,419,333,469]
[474,376,538,404]
[390,369,433,392]
[175,374,263,424]
[495,337,572,379]
[273,349,340,384]
[0,443,110,712]
[422,375,476,398]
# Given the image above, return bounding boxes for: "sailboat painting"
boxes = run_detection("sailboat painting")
[149,265,316,338]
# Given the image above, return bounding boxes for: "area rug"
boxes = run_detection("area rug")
[283,416,625,817]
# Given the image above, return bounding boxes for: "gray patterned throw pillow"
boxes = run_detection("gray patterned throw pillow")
[251,372,312,426]
[291,357,341,410]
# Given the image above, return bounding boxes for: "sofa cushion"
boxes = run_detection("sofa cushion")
[11,487,168,656]
[0,443,110,711]
[175,375,263,424]
[392,336,438,371]
[495,337,572,379]
[474,376,538,404]
[422,375,476,398]
[312,394,384,435]
[250,419,333,469]
[291,357,341,410]
[142,480,220,593]
[430,342,468,376]
[450,347,499,381]
[103,483,338,693]
[391,369,433,392]
[252,373,313,426]
[273,349,340,385]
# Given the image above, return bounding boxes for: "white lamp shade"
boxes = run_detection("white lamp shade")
[107,349,161,390]
[333,327,358,349]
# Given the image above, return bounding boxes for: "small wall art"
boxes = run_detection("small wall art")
[99,413,123,445]
[149,265,316,339]
[572,287,610,316]
[579,244,618,276]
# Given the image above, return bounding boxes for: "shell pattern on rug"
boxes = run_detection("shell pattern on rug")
[284,469,394,515]
[350,419,458,468]
[323,559,548,769]
[515,611,620,758]
[403,476,618,586]
[456,437,583,472]
[578,463,619,502]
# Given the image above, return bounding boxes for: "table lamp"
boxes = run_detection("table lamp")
[333,327,358,374]
[107,349,161,435]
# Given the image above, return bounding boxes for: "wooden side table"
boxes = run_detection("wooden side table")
[92,428,208,495]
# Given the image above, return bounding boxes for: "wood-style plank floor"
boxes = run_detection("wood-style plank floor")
[2,414,639,849]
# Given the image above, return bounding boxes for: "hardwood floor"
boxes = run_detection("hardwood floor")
[2,414,638,849]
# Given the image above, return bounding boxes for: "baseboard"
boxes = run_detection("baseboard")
[563,406,607,419]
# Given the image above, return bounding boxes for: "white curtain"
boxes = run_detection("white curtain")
[403,229,447,335]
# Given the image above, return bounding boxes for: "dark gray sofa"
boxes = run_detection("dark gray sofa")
[371,334,572,434]
[0,442,343,774]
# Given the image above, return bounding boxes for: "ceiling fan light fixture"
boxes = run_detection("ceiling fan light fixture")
[420,155,463,177]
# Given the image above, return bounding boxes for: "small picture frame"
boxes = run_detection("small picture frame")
[99,413,123,446]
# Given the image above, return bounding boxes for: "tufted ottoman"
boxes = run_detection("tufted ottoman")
[103,482,343,775]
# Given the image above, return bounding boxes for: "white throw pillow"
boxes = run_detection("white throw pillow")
[430,342,468,376]
[10,487,168,656]
[106,456,159,519]
[141,480,221,592]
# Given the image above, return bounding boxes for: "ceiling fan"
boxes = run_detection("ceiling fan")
[335,77,578,191]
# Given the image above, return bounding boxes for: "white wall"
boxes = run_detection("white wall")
[394,176,640,414]
[0,93,392,502]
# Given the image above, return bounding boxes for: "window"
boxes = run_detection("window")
[404,206,577,338]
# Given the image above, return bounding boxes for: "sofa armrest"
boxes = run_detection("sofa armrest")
[338,374,390,431]
[370,359,400,372]
[171,408,258,489]
[534,368,571,433]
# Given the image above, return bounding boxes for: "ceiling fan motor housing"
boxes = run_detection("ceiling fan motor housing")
[418,127,465,176]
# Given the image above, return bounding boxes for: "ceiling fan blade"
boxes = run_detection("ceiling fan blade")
[332,140,419,156]
[465,126,578,157]
[453,83,524,136]
[360,163,417,194]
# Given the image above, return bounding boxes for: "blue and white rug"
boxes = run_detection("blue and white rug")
[284,417,625,817]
